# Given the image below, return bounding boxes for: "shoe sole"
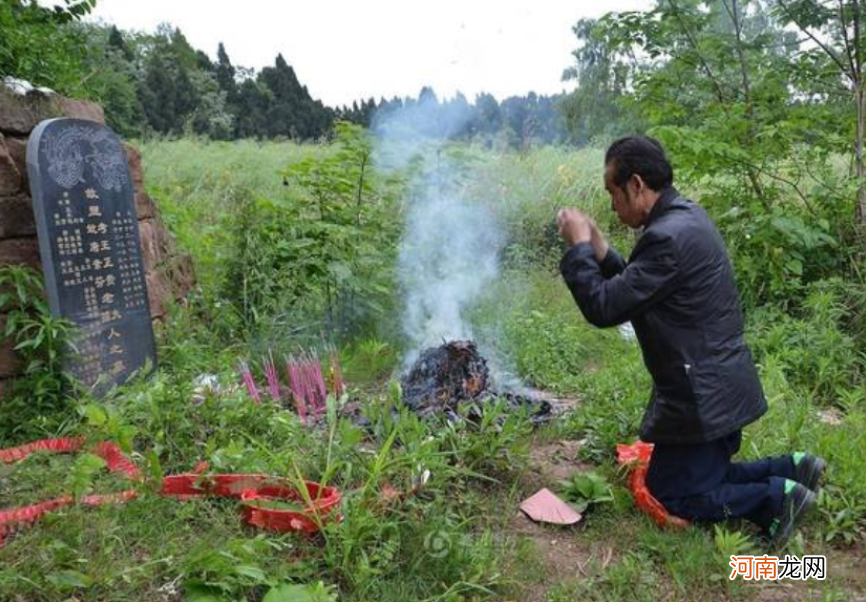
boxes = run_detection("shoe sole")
[772,488,817,550]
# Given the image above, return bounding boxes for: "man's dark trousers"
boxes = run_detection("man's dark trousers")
[646,431,792,530]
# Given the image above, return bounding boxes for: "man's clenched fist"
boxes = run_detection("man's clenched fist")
[557,208,593,247]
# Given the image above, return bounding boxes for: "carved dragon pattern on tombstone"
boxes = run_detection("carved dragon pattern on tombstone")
[44,126,129,193]
[44,126,86,189]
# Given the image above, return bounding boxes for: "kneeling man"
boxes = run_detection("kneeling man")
[557,136,824,547]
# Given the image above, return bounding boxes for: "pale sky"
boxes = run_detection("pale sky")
[89,0,651,108]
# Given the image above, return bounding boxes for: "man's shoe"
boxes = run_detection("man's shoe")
[769,480,817,549]
[792,452,827,492]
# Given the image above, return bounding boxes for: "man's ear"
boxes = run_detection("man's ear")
[629,174,646,197]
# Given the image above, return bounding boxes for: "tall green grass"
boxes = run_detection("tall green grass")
[139,138,328,291]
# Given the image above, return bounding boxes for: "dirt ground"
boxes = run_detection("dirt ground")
[511,439,607,602]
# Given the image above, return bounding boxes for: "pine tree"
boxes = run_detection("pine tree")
[474,93,501,137]
[107,25,134,62]
[215,42,237,103]
[235,79,272,138]
[168,26,199,71]
[138,52,177,133]
[259,54,307,138]
[361,97,377,126]
[258,53,331,139]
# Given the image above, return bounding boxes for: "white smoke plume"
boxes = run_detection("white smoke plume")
[371,95,505,367]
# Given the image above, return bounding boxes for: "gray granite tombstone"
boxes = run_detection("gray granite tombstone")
[26,118,156,394]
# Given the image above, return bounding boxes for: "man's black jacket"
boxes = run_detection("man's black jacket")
[560,187,767,444]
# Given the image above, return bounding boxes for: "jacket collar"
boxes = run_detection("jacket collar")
[645,186,681,226]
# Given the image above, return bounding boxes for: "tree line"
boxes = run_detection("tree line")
[0,2,569,146]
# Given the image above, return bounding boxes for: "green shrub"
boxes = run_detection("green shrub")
[214,124,401,340]
[748,279,865,406]
[0,266,76,445]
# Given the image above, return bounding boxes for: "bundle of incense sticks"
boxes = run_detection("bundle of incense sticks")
[238,360,261,405]
[286,352,330,422]
[263,351,281,401]
[237,350,345,422]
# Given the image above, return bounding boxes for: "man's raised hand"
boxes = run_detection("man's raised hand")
[557,208,593,247]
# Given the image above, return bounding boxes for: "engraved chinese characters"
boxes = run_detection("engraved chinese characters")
[26,118,156,394]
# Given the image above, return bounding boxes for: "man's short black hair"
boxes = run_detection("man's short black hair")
[605,136,674,192]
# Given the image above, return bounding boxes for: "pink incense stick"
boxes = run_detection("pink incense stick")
[239,360,261,405]
[264,351,281,401]
[311,357,327,415]
[307,354,326,417]
[286,356,308,423]
[299,355,315,418]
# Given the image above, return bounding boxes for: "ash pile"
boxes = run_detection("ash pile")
[401,340,553,424]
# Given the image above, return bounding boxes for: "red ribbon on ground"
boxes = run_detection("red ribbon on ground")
[0,437,340,548]
[159,472,340,535]
[616,440,690,529]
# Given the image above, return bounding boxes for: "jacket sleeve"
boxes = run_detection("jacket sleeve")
[560,233,680,328]
[599,246,627,279]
